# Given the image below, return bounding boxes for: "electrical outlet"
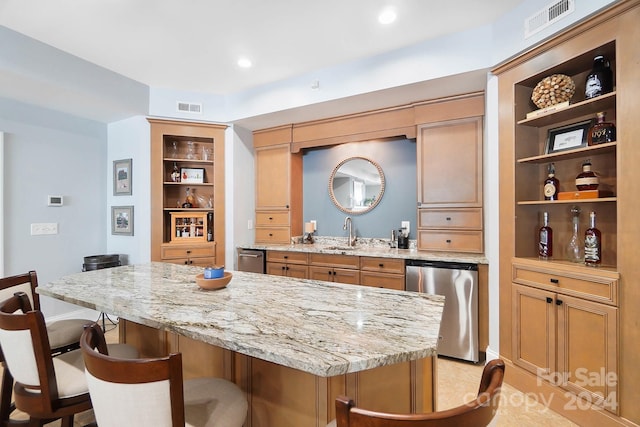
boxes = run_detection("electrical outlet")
[247,219,254,230]
[401,221,410,235]
[310,220,317,231]
[31,223,58,235]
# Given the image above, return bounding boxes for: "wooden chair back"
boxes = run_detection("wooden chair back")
[0,291,92,421]
[80,323,186,427]
[335,359,505,427]
[0,271,40,311]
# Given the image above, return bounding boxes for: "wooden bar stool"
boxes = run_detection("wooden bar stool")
[0,271,93,425]
[0,291,137,427]
[80,322,248,427]
[328,358,505,427]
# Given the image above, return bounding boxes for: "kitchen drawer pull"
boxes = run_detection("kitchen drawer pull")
[546,297,553,304]
[550,278,559,284]
[446,239,452,243]
[378,263,384,267]
[446,217,452,221]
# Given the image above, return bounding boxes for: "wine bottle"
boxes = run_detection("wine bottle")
[538,212,553,259]
[543,163,559,200]
[584,211,602,266]
[171,162,181,182]
[588,112,616,145]
[575,160,599,191]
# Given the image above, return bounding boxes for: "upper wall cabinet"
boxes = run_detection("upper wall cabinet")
[415,94,484,253]
[149,119,226,266]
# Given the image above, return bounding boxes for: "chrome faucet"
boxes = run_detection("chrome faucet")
[343,216,357,246]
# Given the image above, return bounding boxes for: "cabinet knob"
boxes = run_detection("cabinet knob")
[556,299,563,306]
[550,278,559,284]
[186,250,191,254]
[284,255,288,259]
[286,266,289,271]
[268,217,273,220]
[446,239,452,243]
[378,263,384,268]
[269,233,273,237]
[546,297,553,304]
[184,261,188,265]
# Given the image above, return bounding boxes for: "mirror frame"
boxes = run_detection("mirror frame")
[328,156,385,215]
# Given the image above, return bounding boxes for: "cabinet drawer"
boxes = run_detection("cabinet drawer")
[164,257,216,267]
[512,262,618,305]
[309,253,360,269]
[161,244,215,259]
[266,251,309,265]
[418,230,483,253]
[255,228,290,244]
[256,211,289,226]
[360,257,405,274]
[360,272,405,290]
[418,208,482,229]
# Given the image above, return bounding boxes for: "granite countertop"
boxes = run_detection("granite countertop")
[39,262,444,377]
[240,236,488,264]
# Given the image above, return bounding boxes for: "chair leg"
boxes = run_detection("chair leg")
[0,367,15,424]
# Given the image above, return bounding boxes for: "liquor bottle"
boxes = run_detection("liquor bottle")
[170,162,180,182]
[543,163,559,200]
[585,55,613,99]
[538,212,553,259]
[182,187,193,208]
[207,212,214,242]
[584,211,602,266]
[587,112,616,145]
[575,160,599,191]
[566,206,583,263]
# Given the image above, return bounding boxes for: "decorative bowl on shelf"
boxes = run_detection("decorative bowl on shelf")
[531,74,576,108]
[195,272,232,290]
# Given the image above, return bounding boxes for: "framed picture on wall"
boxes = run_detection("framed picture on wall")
[544,120,591,154]
[113,158,132,195]
[111,205,134,236]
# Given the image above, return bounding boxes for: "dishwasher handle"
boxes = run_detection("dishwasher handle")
[239,253,261,258]
[405,259,477,271]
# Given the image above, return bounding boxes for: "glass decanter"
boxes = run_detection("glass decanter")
[566,206,583,263]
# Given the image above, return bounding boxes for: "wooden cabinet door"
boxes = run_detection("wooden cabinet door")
[417,117,482,208]
[512,284,556,376]
[308,266,336,283]
[556,294,618,413]
[332,268,360,285]
[256,144,290,210]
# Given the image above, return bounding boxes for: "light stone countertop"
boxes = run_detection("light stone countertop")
[240,236,488,264]
[38,262,444,377]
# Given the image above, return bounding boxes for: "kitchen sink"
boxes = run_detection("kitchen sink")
[325,246,356,251]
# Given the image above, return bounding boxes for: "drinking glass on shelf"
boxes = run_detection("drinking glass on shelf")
[169,141,179,158]
[202,146,212,161]
[186,141,197,159]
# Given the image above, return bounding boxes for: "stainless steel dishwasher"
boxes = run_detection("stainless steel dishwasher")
[237,249,265,273]
[405,260,479,362]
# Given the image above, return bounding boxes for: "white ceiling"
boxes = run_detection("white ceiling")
[0,0,522,96]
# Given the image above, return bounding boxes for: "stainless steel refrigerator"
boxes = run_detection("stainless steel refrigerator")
[405,260,479,362]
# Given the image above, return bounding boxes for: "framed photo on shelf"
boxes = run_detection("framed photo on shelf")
[180,168,205,184]
[111,205,134,236]
[544,120,591,154]
[113,158,132,195]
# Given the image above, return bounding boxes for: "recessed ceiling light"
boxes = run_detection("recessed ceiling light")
[237,57,252,68]
[378,7,397,25]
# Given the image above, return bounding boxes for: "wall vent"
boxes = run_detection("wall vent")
[525,0,574,38]
[177,101,203,114]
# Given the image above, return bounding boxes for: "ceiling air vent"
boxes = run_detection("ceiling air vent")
[525,0,575,38]
[177,101,202,114]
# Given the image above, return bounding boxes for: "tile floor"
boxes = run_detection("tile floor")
[5,326,577,426]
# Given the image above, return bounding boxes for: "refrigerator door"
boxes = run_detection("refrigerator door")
[406,262,478,362]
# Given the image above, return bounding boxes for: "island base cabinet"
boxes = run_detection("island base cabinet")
[236,355,435,427]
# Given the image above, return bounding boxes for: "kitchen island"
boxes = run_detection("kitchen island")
[39,262,444,426]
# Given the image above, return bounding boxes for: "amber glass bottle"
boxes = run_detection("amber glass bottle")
[543,163,559,200]
[538,212,553,259]
[584,211,602,266]
[575,161,599,191]
[588,112,616,145]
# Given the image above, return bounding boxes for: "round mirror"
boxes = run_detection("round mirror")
[329,157,385,215]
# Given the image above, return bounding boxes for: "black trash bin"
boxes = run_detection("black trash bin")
[82,254,121,271]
